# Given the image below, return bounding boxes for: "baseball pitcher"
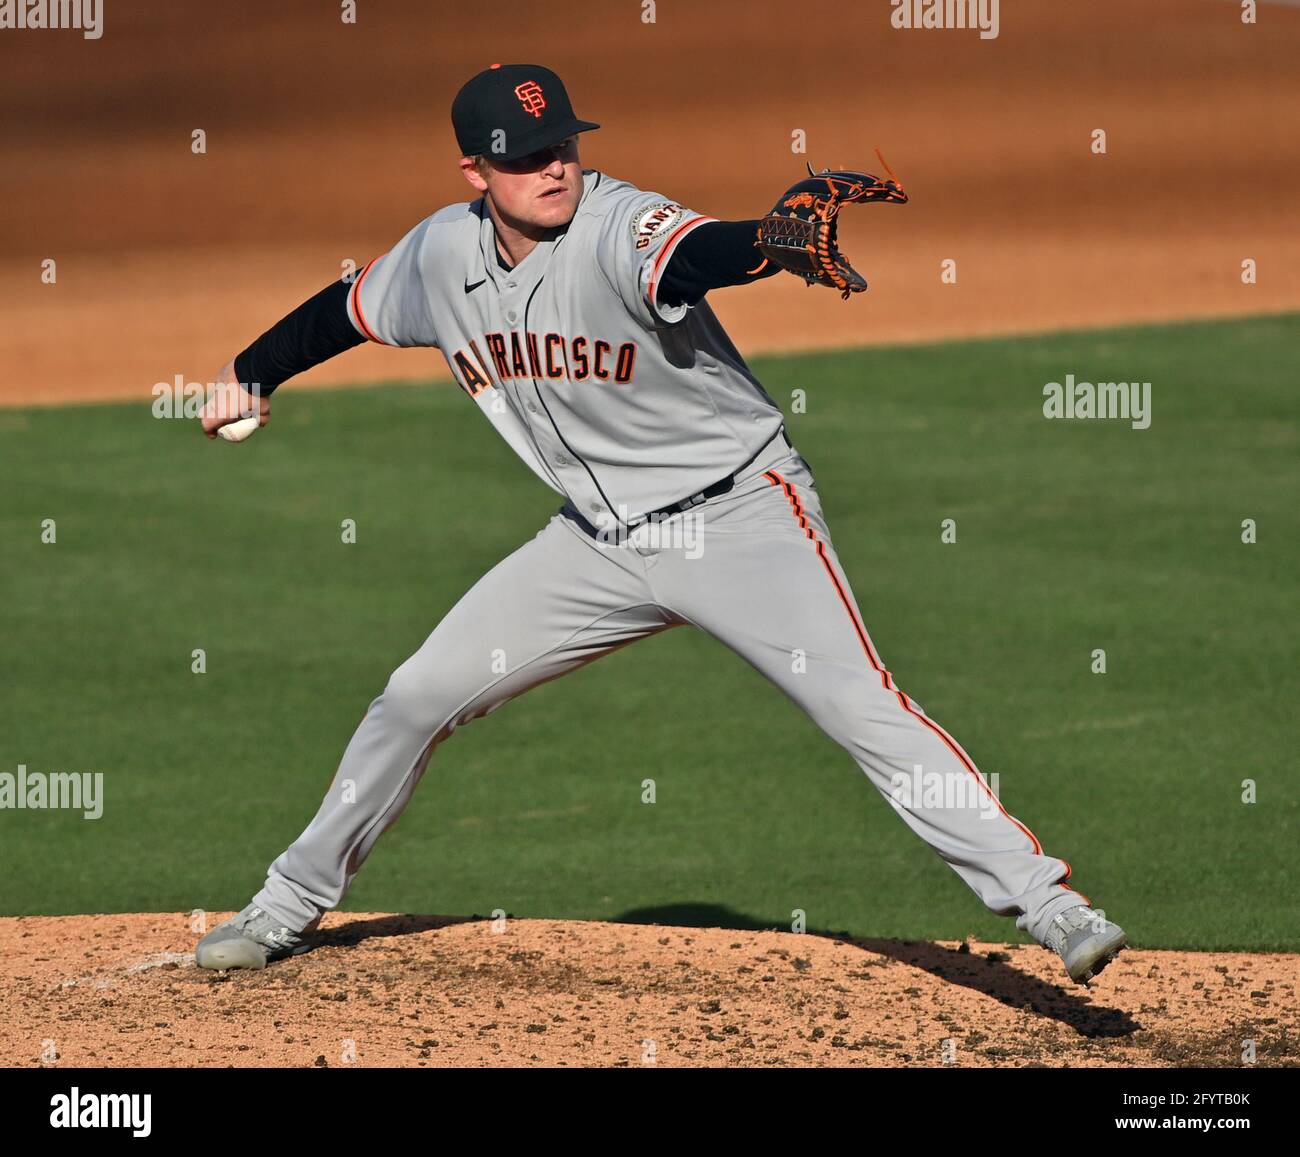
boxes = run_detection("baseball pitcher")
[196,64,1127,985]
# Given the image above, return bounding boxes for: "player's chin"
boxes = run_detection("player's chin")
[533,188,579,226]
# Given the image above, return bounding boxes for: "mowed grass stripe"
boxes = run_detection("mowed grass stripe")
[1,314,1295,950]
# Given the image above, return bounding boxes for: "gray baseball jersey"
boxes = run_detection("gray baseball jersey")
[247,169,1091,955]
[345,170,784,523]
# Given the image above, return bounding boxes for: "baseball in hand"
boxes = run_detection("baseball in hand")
[217,416,261,443]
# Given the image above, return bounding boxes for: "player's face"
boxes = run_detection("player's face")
[462,137,584,233]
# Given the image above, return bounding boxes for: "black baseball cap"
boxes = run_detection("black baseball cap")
[451,63,600,162]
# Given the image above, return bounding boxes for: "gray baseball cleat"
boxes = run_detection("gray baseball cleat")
[195,903,319,971]
[1044,905,1128,985]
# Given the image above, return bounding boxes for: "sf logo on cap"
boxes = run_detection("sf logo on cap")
[514,81,546,118]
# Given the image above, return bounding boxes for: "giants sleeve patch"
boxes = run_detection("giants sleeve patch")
[631,202,685,251]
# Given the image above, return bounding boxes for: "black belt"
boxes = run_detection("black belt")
[562,427,792,540]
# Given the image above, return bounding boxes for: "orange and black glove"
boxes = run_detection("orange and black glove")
[756,153,908,299]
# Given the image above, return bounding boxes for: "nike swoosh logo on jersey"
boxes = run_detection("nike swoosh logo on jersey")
[464,277,486,294]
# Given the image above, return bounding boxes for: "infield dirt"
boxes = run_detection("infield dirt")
[3,913,1294,1068]
[3,0,1298,405]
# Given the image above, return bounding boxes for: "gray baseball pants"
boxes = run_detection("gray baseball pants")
[253,436,1087,945]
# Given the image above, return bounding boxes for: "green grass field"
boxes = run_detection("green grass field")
[2,314,1295,951]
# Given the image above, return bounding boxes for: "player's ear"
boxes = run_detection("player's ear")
[459,155,489,194]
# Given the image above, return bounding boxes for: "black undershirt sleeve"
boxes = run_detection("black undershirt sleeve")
[657,219,780,307]
[233,276,366,396]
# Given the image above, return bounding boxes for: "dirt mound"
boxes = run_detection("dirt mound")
[1,913,1294,1068]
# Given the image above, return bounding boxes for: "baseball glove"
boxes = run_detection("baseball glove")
[755,150,908,299]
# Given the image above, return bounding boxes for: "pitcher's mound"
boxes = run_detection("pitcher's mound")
[2,913,1294,1067]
